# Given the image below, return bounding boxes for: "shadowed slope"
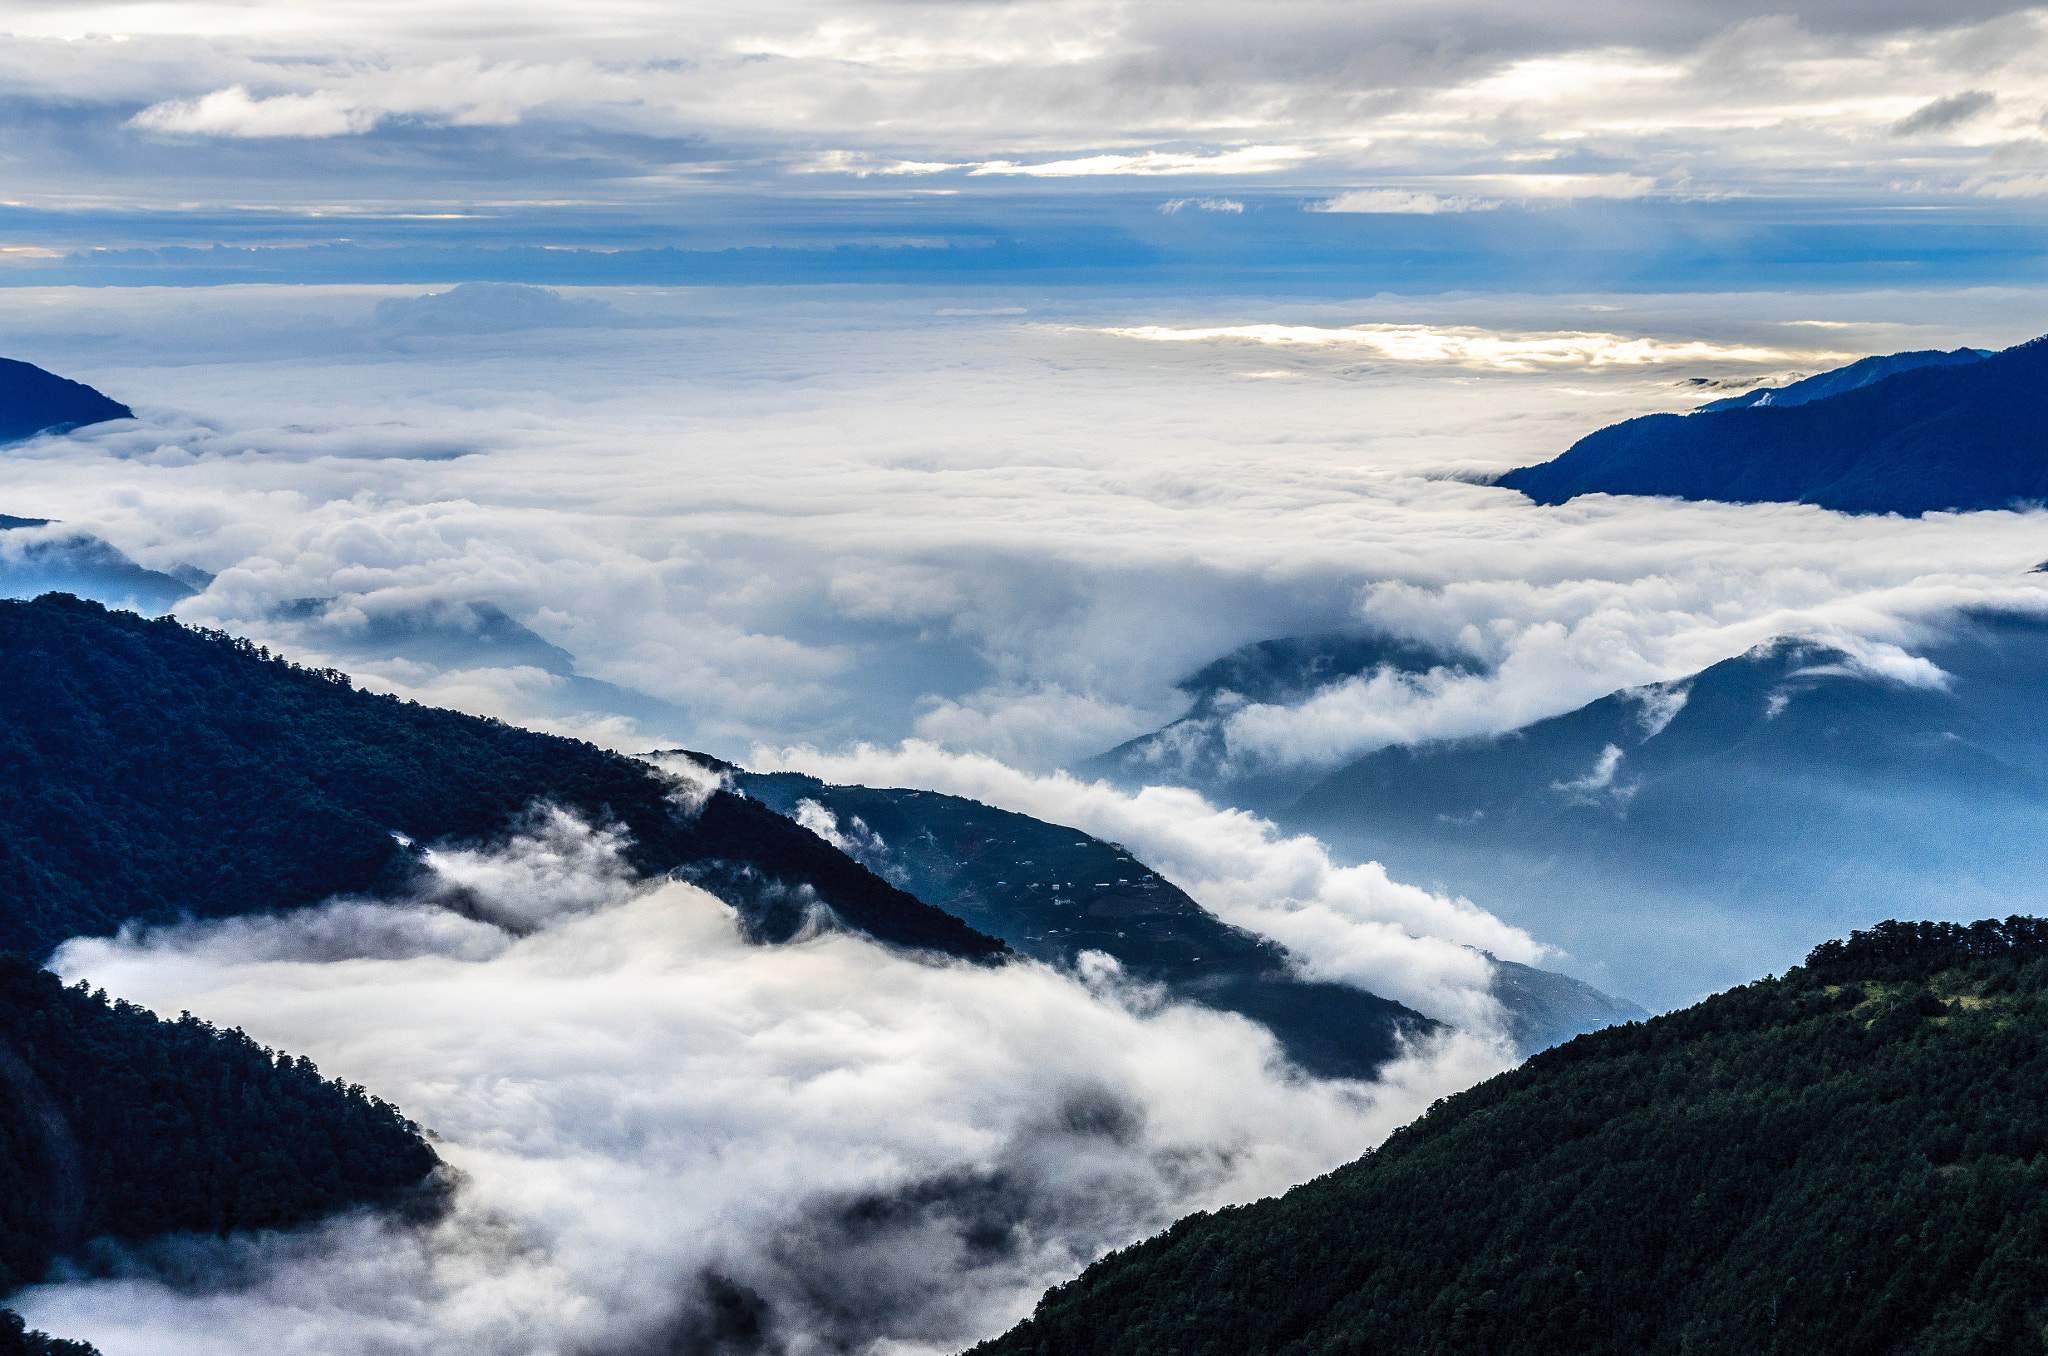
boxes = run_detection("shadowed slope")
[1498,335,2048,514]
[0,594,1002,961]
[0,362,130,444]
[737,770,1435,1078]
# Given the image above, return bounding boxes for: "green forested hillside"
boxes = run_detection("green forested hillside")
[976,918,2048,1356]
[0,954,440,1293]
[0,594,1001,959]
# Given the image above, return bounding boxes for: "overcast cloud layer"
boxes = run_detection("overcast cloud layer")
[1,0,2047,259]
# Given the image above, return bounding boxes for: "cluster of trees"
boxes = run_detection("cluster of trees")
[1805,916,2048,984]
[978,919,2048,1356]
[0,1311,95,1356]
[0,594,1001,959]
[0,955,440,1292]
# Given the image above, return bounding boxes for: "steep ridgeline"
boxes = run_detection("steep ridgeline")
[0,955,440,1353]
[737,773,1640,1064]
[976,917,2048,1356]
[0,594,1002,961]
[1497,334,2048,514]
[0,361,130,445]
[737,771,1429,1077]
[1079,632,1478,815]
[1281,612,2048,1006]
[1694,346,1989,411]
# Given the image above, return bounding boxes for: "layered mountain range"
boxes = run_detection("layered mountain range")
[1089,610,2048,1004]
[0,590,1628,1347]
[10,329,2048,1351]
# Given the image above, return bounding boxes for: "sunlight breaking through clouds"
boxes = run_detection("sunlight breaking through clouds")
[1096,323,1842,371]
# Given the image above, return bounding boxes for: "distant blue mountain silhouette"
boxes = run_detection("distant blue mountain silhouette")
[1498,335,2047,515]
[1278,612,2048,1005]
[1694,346,1989,411]
[0,358,130,442]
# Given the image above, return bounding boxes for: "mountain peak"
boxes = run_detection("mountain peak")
[1497,334,2048,515]
[0,359,131,443]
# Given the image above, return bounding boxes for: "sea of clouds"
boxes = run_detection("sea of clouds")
[8,280,2048,1349]
[19,813,1508,1356]
[4,282,2046,774]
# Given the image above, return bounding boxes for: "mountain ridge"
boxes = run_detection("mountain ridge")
[971,916,2048,1356]
[736,769,1645,1060]
[0,593,1003,961]
[0,361,130,444]
[1276,612,2048,1003]
[1694,346,1989,411]
[1497,334,2048,514]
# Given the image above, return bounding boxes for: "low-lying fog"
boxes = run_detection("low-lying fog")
[22,815,1505,1355]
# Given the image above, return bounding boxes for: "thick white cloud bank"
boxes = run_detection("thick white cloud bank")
[19,816,1508,1356]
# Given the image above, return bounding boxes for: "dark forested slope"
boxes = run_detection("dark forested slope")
[0,955,439,1292]
[976,917,2048,1356]
[0,361,130,444]
[0,594,1001,960]
[0,1311,95,1356]
[1498,334,2048,514]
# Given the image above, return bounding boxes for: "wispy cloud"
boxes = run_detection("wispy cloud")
[970,147,1309,177]
[1311,190,1498,214]
[130,85,380,138]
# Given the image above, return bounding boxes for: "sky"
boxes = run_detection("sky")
[0,0,2045,288]
[5,4,2048,1352]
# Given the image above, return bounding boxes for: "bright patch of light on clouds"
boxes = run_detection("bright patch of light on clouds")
[1311,190,1498,214]
[969,146,1310,176]
[1097,323,1834,370]
[130,85,380,138]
